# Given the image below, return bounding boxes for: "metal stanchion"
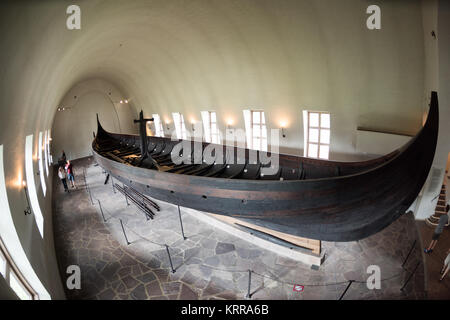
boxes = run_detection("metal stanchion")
[401,262,420,291]
[245,270,252,299]
[177,205,186,240]
[338,280,354,300]
[165,245,176,273]
[123,184,130,206]
[119,219,131,245]
[97,199,106,222]
[402,240,416,268]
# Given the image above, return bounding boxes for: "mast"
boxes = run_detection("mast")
[133,110,154,160]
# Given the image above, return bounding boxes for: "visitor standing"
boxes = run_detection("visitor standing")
[65,160,76,188]
[58,166,69,192]
[425,205,449,254]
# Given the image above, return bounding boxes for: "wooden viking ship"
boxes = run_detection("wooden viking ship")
[92,92,439,242]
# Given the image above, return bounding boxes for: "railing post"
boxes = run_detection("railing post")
[111,176,116,194]
[402,240,416,268]
[119,219,130,245]
[245,270,252,299]
[178,205,186,240]
[338,280,354,300]
[123,184,129,206]
[401,262,421,291]
[97,199,106,222]
[165,245,176,273]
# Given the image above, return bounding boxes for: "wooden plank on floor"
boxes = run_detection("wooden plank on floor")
[210,213,321,255]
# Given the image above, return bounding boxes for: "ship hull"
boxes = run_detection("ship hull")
[92,92,438,241]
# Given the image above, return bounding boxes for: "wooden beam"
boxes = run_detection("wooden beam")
[210,214,321,255]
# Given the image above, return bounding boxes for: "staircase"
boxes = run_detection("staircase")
[426,184,449,227]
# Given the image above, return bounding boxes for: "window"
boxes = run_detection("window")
[25,135,44,237]
[201,111,220,144]
[152,114,164,137]
[172,112,187,140]
[0,249,6,277]
[243,110,267,151]
[0,144,49,300]
[46,129,52,166]
[44,131,49,177]
[38,132,46,196]
[303,111,330,159]
[0,240,35,300]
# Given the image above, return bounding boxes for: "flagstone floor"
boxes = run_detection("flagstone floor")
[52,157,427,300]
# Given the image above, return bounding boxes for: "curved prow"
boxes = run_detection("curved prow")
[96,113,110,140]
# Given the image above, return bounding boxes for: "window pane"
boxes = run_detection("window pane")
[309,128,319,143]
[308,143,318,158]
[253,127,260,137]
[25,135,44,237]
[253,138,259,149]
[309,113,319,127]
[321,113,330,128]
[0,251,6,278]
[320,129,330,144]
[261,138,267,151]
[319,145,330,159]
[10,272,32,300]
[211,123,217,131]
[253,111,260,124]
[261,112,266,124]
[211,112,216,122]
[262,126,267,138]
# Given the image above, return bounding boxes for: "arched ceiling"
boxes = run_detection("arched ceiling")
[0,0,427,157]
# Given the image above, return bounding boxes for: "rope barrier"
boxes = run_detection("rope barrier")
[79,165,424,297]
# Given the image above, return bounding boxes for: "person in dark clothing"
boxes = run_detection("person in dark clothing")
[425,204,449,253]
[58,150,67,167]
[65,160,76,188]
[58,166,69,192]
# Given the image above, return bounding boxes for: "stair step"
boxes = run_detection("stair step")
[426,218,450,228]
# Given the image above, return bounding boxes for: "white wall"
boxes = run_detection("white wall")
[52,78,137,161]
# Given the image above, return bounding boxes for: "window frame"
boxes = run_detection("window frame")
[305,111,331,159]
[0,239,37,300]
[249,110,267,152]
[25,134,44,237]
[202,111,220,144]
[172,112,187,140]
[151,114,164,137]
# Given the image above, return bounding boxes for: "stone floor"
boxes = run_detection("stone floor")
[52,157,427,300]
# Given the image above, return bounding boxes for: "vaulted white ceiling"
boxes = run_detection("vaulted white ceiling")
[0,0,432,161]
